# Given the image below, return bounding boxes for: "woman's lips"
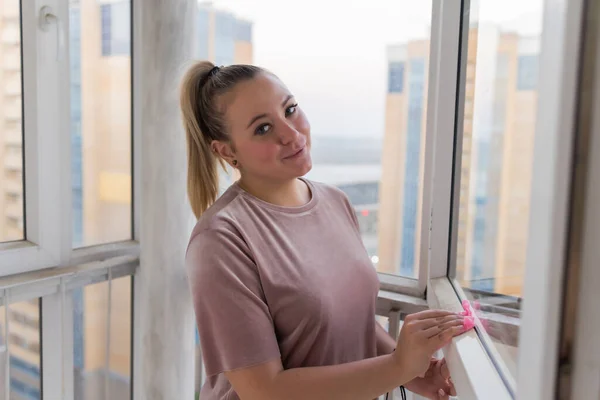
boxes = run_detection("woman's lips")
[283,146,306,160]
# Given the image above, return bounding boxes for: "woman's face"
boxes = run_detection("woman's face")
[214,73,312,184]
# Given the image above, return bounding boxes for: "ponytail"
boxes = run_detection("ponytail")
[180,61,263,218]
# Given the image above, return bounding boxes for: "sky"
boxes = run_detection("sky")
[205,0,544,139]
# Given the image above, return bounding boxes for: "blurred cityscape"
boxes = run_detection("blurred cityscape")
[0,0,538,397]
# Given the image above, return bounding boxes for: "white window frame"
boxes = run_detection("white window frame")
[2,0,591,399]
[423,0,587,398]
[0,0,139,399]
[375,0,439,299]
[569,25,600,397]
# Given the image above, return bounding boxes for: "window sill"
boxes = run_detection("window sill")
[378,272,423,298]
[376,288,428,317]
[0,254,137,305]
[428,277,513,400]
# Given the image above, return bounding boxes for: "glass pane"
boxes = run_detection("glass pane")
[69,0,132,248]
[0,299,42,399]
[452,0,544,378]
[0,0,24,242]
[203,0,432,278]
[74,276,132,399]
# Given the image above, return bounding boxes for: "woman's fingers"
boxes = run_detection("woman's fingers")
[439,359,450,380]
[446,379,457,397]
[428,325,465,352]
[437,388,449,400]
[418,316,465,336]
[406,310,457,323]
[440,359,457,397]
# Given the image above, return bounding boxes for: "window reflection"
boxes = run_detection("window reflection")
[0,299,42,399]
[0,0,24,243]
[74,276,132,400]
[453,0,544,378]
[70,0,132,248]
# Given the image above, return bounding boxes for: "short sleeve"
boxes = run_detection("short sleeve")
[186,225,281,377]
[340,191,361,234]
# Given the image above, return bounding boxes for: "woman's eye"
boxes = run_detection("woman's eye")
[255,124,271,136]
[285,104,298,116]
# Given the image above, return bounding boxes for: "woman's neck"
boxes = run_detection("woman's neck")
[237,177,311,207]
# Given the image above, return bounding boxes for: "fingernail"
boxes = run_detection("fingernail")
[463,316,475,331]
[438,389,446,396]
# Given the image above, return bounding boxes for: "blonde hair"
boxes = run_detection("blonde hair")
[180,61,263,218]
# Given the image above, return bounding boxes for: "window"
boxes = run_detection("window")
[1,0,586,397]
[0,0,137,397]
[450,0,544,382]
[0,0,24,242]
[201,0,432,281]
[517,54,539,91]
[236,20,252,43]
[215,12,236,66]
[72,0,132,247]
[100,2,131,57]
[0,300,42,400]
[73,277,132,399]
[388,62,405,93]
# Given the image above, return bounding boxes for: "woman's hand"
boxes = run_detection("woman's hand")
[392,310,465,379]
[405,358,456,400]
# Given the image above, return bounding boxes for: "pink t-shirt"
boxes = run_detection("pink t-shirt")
[186,179,380,399]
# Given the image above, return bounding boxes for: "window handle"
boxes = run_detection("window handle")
[39,5,65,61]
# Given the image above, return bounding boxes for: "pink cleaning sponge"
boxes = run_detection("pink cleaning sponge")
[461,300,476,332]
[463,316,475,331]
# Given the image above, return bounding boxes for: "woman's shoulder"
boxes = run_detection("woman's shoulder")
[306,179,353,211]
[185,196,255,281]
[187,185,249,253]
[306,179,348,201]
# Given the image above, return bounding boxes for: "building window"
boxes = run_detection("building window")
[101,4,111,55]
[236,20,252,43]
[399,58,426,276]
[215,12,236,66]
[517,54,539,91]
[100,2,131,56]
[388,62,405,93]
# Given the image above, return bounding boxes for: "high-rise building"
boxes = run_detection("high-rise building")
[378,40,430,277]
[197,1,253,193]
[197,2,253,66]
[0,1,41,398]
[474,32,540,296]
[454,26,479,286]
[0,0,23,244]
[378,27,539,295]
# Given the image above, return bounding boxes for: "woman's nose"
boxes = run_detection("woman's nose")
[278,121,300,144]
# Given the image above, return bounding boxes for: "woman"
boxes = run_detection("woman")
[181,61,466,400]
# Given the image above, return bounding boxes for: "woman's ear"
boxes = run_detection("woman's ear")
[211,140,237,168]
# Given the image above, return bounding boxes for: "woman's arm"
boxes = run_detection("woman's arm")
[377,319,458,399]
[376,321,397,355]
[225,354,411,400]
[225,311,464,400]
